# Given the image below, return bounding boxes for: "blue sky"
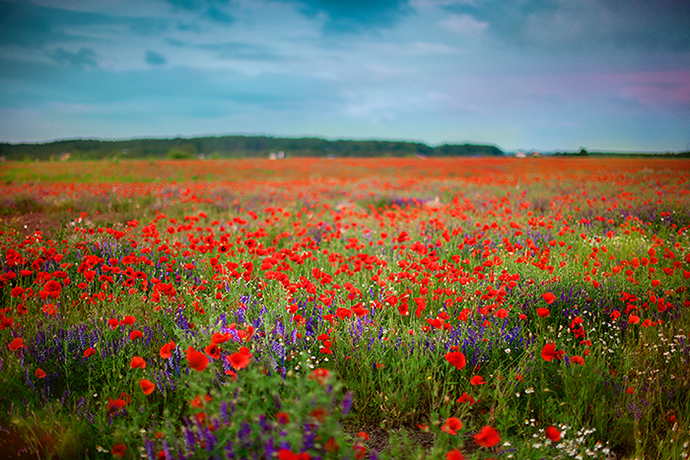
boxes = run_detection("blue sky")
[1,0,689,151]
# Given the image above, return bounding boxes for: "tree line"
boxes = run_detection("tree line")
[0,135,504,161]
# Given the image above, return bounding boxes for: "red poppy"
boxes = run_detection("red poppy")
[129,330,143,340]
[537,308,550,317]
[227,346,252,370]
[107,318,120,330]
[43,280,61,299]
[470,375,486,385]
[84,347,96,358]
[140,379,156,395]
[159,341,176,359]
[446,449,465,460]
[111,444,127,458]
[456,392,476,404]
[324,437,339,452]
[276,412,290,424]
[35,368,46,379]
[8,337,24,351]
[542,292,556,304]
[444,351,466,370]
[353,444,366,459]
[130,356,146,369]
[204,343,221,359]
[570,355,585,365]
[107,398,127,415]
[545,426,561,442]
[186,347,209,372]
[474,426,500,447]
[541,343,556,362]
[308,368,330,385]
[277,450,310,460]
[211,332,230,344]
[121,315,136,326]
[441,417,463,435]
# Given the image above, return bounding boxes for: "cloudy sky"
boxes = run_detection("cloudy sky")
[1,0,689,151]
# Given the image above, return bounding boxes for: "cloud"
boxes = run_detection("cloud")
[46,47,98,67]
[145,50,167,65]
[443,0,690,52]
[289,0,414,33]
[166,39,282,61]
[0,1,173,49]
[441,13,488,35]
[165,0,234,24]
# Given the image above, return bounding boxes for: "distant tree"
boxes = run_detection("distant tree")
[166,148,195,159]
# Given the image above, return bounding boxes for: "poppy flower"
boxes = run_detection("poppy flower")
[211,332,230,344]
[186,347,209,372]
[456,392,476,404]
[308,368,330,385]
[129,330,143,340]
[542,292,556,304]
[42,280,61,299]
[470,375,486,385]
[227,346,252,370]
[204,343,221,359]
[277,450,310,460]
[8,337,24,351]
[130,356,146,369]
[444,351,466,370]
[159,341,176,359]
[570,355,585,365]
[541,343,556,362]
[324,437,339,452]
[276,412,290,424]
[545,426,561,442]
[84,347,96,358]
[107,398,127,415]
[537,308,550,317]
[140,379,155,395]
[446,449,465,460]
[111,444,127,458]
[441,417,463,435]
[474,426,500,447]
[35,368,46,379]
[353,444,366,459]
[121,315,136,326]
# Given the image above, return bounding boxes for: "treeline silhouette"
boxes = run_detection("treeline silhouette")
[0,135,504,161]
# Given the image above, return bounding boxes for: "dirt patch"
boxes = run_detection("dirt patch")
[0,212,70,240]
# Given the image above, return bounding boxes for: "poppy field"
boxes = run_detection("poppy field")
[1,157,690,459]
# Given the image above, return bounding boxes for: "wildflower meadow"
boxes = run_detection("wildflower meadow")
[1,157,689,459]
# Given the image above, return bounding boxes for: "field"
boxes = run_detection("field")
[1,157,689,460]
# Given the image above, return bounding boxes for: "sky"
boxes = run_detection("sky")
[1,0,689,152]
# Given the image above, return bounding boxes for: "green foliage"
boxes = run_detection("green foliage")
[0,135,504,160]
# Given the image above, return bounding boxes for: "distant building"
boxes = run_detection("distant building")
[515,150,527,158]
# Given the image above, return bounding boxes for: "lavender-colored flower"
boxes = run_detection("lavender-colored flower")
[341,391,354,415]
[184,427,195,452]
[220,401,229,425]
[145,437,156,460]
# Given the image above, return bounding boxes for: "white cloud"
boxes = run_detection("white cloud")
[441,14,488,35]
